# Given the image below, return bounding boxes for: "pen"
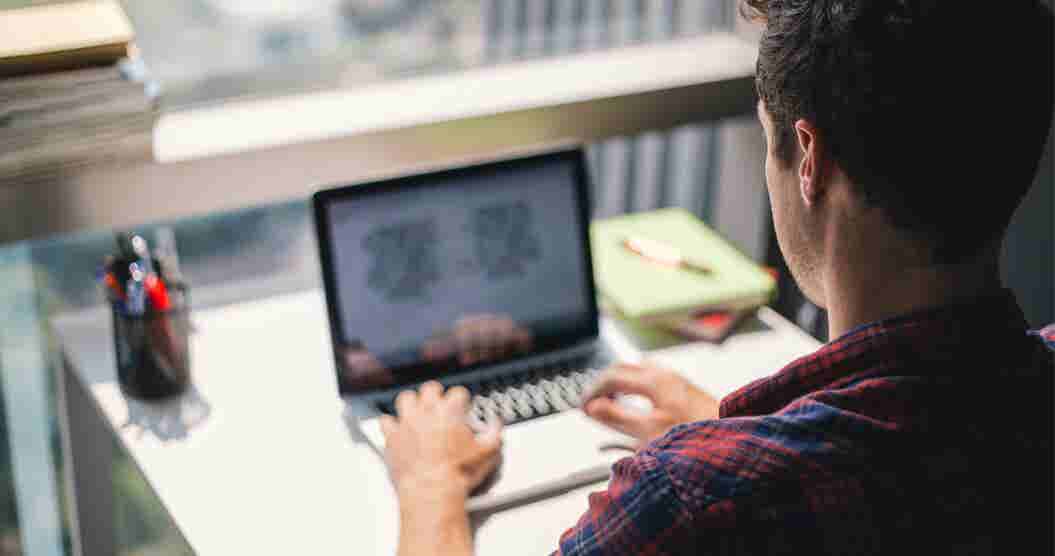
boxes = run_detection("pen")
[125,262,147,316]
[131,235,154,275]
[622,235,713,275]
[132,235,175,311]
[145,273,172,311]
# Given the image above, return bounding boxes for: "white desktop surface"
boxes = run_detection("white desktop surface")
[53,290,820,555]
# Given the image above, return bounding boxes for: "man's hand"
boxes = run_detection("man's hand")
[380,380,502,499]
[581,362,721,446]
[380,381,501,556]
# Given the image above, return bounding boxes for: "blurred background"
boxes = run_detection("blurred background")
[0,1,1050,555]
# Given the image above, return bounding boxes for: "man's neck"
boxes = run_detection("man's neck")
[823,247,1003,339]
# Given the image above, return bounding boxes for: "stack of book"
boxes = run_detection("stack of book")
[0,0,158,189]
[591,208,777,342]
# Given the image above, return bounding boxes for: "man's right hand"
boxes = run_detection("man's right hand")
[581,362,721,446]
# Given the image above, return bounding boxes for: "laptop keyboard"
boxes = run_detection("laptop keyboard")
[377,362,602,426]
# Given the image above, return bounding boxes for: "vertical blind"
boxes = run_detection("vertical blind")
[481,0,732,220]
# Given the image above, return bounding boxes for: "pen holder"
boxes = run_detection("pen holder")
[112,286,191,400]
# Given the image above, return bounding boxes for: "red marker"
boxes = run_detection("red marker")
[145,274,172,312]
[104,272,125,301]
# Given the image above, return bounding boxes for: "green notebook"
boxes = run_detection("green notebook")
[591,208,776,322]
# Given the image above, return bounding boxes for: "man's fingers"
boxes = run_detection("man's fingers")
[465,453,502,490]
[463,430,502,466]
[463,423,504,487]
[394,388,417,416]
[445,385,471,413]
[467,449,502,488]
[379,414,397,439]
[611,362,647,373]
[583,397,650,440]
[419,380,443,405]
[480,418,503,449]
[469,418,503,459]
[582,367,656,404]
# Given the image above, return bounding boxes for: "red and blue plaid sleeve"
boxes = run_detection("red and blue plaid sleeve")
[551,291,1054,555]
[555,446,697,556]
[552,398,898,556]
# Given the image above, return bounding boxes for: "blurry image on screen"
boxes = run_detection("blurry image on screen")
[325,156,593,394]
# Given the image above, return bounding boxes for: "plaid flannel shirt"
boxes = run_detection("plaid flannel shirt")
[557,290,1054,555]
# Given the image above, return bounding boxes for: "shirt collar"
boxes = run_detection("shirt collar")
[719,289,1031,418]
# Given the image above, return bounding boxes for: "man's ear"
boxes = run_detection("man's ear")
[793,119,825,207]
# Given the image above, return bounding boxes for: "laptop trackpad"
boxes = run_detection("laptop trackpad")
[359,410,632,513]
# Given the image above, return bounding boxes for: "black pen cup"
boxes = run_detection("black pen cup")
[112,288,191,400]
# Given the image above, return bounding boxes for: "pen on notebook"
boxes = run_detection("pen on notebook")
[622,235,713,275]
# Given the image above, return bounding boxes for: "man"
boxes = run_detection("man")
[379,1,1055,554]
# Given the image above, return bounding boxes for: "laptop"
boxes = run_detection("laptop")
[313,145,635,512]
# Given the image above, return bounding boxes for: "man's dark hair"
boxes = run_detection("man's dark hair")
[742,0,1054,263]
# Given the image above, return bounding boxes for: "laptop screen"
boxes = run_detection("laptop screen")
[315,149,599,396]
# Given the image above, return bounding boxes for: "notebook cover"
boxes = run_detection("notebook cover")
[590,208,776,320]
[0,0,133,78]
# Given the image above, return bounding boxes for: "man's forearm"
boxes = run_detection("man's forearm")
[397,481,474,556]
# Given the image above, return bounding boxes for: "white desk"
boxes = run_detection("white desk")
[53,290,819,556]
